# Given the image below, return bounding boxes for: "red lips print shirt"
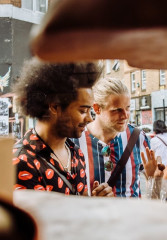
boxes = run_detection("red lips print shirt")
[13,129,87,195]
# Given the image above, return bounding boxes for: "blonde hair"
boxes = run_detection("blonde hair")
[93,78,130,107]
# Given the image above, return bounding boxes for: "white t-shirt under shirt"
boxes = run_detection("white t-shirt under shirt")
[150,133,167,166]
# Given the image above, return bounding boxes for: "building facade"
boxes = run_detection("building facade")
[102,59,167,127]
[1,1,167,137]
[0,0,49,138]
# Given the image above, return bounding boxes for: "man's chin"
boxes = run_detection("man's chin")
[116,123,127,132]
[77,131,83,138]
[71,131,82,139]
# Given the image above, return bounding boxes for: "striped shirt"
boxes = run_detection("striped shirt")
[72,124,150,197]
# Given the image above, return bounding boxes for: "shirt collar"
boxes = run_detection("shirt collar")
[23,128,75,154]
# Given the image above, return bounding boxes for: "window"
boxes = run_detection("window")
[131,72,136,92]
[36,0,47,13]
[155,108,167,125]
[141,70,146,90]
[112,59,120,71]
[160,70,166,85]
[130,99,135,111]
[106,60,111,74]
[22,0,48,13]
[22,0,33,10]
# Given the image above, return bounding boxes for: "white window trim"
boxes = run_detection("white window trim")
[106,60,111,74]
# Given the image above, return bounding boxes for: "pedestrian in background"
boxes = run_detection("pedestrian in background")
[151,120,167,166]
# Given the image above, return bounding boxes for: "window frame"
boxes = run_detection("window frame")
[131,72,136,92]
[21,0,48,13]
[160,70,166,86]
[141,70,146,90]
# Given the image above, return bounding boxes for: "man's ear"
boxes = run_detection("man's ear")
[93,103,101,114]
[49,104,58,115]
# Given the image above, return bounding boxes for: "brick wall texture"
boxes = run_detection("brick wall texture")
[0,0,21,7]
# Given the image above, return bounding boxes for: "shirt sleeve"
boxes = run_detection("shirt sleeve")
[13,153,46,191]
[74,146,88,195]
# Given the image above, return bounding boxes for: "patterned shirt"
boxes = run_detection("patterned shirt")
[72,124,150,197]
[13,129,87,195]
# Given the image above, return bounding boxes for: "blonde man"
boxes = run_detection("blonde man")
[73,78,150,197]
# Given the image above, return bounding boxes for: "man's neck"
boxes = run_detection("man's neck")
[35,120,66,152]
[87,119,118,144]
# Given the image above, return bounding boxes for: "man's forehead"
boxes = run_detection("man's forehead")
[77,88,93,100]
[78,88,93,95]
[108,93,130,100]
[71,88,93,107]
[106,94,130,108]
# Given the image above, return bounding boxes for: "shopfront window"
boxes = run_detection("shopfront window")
[22,0,48,13]
[36,0,47,13]
[22,0,33,10]
[155,108,167,125]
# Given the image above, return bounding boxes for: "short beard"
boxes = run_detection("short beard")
[53,120,81,139]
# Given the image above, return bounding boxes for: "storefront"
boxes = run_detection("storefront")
[130,95,152,126]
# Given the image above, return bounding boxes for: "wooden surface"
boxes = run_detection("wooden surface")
[30,0,167,69]
[0,138,14,201]
[14,190,167,240]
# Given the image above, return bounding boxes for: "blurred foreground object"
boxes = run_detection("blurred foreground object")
[31,0,167,69]
[0,198,38,240]
[14,190,167,240]
[0,138,14,200]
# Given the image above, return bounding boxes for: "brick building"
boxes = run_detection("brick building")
[0,0,49,138]
[103,59,167,126]
[124,64,167,126]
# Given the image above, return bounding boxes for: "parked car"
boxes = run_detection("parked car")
[137,124,155,140]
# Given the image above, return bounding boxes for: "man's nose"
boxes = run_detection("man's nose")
[121,109,129,119]
[85,111,93,124]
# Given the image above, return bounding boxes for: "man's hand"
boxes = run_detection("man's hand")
[154,166,164,178]
[141,147,157,178]
[163,166,167,180]
[91,181,114,197]
[141,148,165,178]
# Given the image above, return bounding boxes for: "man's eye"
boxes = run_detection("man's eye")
[111,109,121,113]
[80,110,87,114]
